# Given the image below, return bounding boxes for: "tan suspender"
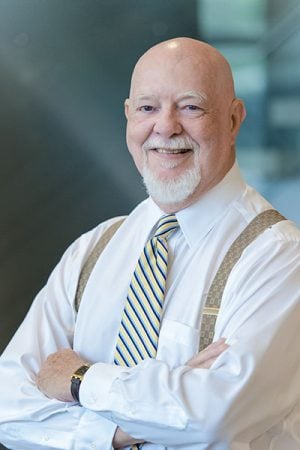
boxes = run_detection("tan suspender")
[74,218,126,312]
[199,209,285,350]
[74,209,285,350]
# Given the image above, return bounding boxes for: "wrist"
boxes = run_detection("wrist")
[70,364,91,403]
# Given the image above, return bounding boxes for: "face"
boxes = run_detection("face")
[125,41,245,212]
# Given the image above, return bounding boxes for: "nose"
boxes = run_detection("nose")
[153,108,182,138]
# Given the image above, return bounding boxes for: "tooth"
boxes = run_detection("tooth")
[154,148,191,154]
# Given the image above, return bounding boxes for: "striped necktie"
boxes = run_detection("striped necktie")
[114,214,179,449]
[114,214,179,367]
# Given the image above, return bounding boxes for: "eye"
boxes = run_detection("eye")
[184,104,200,111]
[138,105,155,112]
[180,104,206,116]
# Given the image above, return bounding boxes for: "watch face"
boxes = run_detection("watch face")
[73,364,90,379]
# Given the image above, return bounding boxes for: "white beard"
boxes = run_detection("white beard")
[141,136,201,206]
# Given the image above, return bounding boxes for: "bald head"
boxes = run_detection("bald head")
[130,37,236,101]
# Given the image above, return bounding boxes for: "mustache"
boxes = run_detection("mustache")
[142,136,198,152]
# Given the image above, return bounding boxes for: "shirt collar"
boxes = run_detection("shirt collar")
[144,162,247,248]
[177,162,247,247]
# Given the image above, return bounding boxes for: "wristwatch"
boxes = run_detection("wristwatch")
[70,364,91,403]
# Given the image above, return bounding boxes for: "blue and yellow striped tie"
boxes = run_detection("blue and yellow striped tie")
[114,214,179,448]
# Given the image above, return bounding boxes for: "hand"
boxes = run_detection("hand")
[186,338,228,369]
[36,348,88,402]
[113,427,144,449]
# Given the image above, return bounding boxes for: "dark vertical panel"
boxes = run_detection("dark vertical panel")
[0,0,198,350]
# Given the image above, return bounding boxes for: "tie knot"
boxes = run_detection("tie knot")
[154,214,179,240]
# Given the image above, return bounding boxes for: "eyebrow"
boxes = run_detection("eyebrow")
[177,91,208,102]
[133,95,157,102]
[132,91,208,103]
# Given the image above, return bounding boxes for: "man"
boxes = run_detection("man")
[0,37,299,449]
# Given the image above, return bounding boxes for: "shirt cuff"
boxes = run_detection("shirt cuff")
[80,363,128,411]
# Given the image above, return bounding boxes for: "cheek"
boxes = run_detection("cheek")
[126,119,151,146]
[191,119,231,149]
[184,118,215,142]
[126,125,145,173]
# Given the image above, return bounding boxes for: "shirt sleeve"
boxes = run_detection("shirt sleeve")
[79,233,300,447]
[0,227,118,450]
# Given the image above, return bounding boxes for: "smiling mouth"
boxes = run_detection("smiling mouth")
[152,148,192,154]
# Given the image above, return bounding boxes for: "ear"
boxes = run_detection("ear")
[124,98,130,120]
[230,98,246,140]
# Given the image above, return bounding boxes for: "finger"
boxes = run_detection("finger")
[188,356,218,369]
[186,339,228,367]
[187,345,227,367]
[186,338,225,364]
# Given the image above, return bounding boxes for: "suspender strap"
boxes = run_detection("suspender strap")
[199,209,286,350]
[74,218,126,312]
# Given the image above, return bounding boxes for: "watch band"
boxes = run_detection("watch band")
[70,364,91,403]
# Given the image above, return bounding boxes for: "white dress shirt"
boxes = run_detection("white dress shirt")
[0,163,300,450]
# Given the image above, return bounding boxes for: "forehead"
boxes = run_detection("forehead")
[130,52,217,100]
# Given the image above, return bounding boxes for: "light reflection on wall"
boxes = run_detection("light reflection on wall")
[197,0,300,224]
